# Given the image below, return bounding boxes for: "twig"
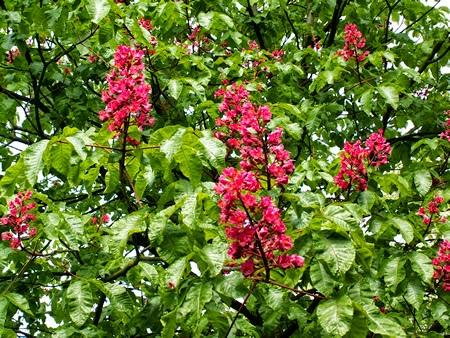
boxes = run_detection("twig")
[225,280,258,337]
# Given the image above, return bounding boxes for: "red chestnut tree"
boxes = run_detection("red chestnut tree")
[0,0,449,336]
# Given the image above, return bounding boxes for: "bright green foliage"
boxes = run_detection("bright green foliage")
[0,0,449,336]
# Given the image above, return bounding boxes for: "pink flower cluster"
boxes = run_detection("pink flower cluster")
[337,23,370,62]
[138,18,153,31]
[187,25,201,41]
[432,240,450,292]
[334,129,391,191]
[271,50,285,61]
[1,191,37,249]
[214,84,294,186]
[440,110,450,142]
[91,214,111,225]
[99,45,154,141]
[214,84,303,277]
[417,196,447,226]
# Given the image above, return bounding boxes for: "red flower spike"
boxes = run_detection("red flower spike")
[1,191,37,250]
[214,83,303,277]
[334,130,391,192]
[337,23,370,62]
[440,110,450,142]
[433,240,450,292]
[99,45,155,141]
[418,196,446,228]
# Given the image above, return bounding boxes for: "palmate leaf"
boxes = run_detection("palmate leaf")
[404,280,424,310]
[108,211,146,256]
[66,280,94,327]
[317,295,353,336]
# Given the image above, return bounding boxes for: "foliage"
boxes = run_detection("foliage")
[0,0,449,336]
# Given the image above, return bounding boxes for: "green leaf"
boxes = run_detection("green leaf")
[166,257,187,288]
[23,139,49,185]
[198,12,214,29]
[161,128,186,161]
[66,280,94,327]
[0,297,8,328]
[109,212,146,255]
[86,0,111,24]
[378,85,399,109]
[135,165,155,200]
[364,304,406,337]
[404,280,424,310]
[199,131,226,170]
[202,240,227,276]
[66,134,87,160]
[391,217,414,244]
[310,261,336,296]
[414,170,432,196]
[409,252,433,283]
[167,79,183,100]
[383,257,406,291]
[181,193,197,227]
[323,205,355,231]
[320,238,356,275]
[4,293,33,316]
[179,282,213,321]
[317,295,353,336]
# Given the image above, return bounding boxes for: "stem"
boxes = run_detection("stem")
[262,134,271,191]
[225,280,257,337]
[353,47,362,83]
[238,195,271,281]
[119,117,137,211]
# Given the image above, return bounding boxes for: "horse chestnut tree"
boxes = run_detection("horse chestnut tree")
[0,0,449,336]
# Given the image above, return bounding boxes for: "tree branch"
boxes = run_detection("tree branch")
[246,0,266,49]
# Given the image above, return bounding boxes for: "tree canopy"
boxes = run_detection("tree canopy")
[0,0,449,336]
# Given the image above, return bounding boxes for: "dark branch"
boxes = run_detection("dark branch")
[246,0,266,49]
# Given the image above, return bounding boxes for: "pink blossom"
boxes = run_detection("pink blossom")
[337,23,370,62]
[365,129,391,167]
[138,18,153,31]
[440,110,450,142]
[271,50,284,61]
[214,83,302,277]
[1,191,37,250]
[99,45,154,143]
[433,240,450,292]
